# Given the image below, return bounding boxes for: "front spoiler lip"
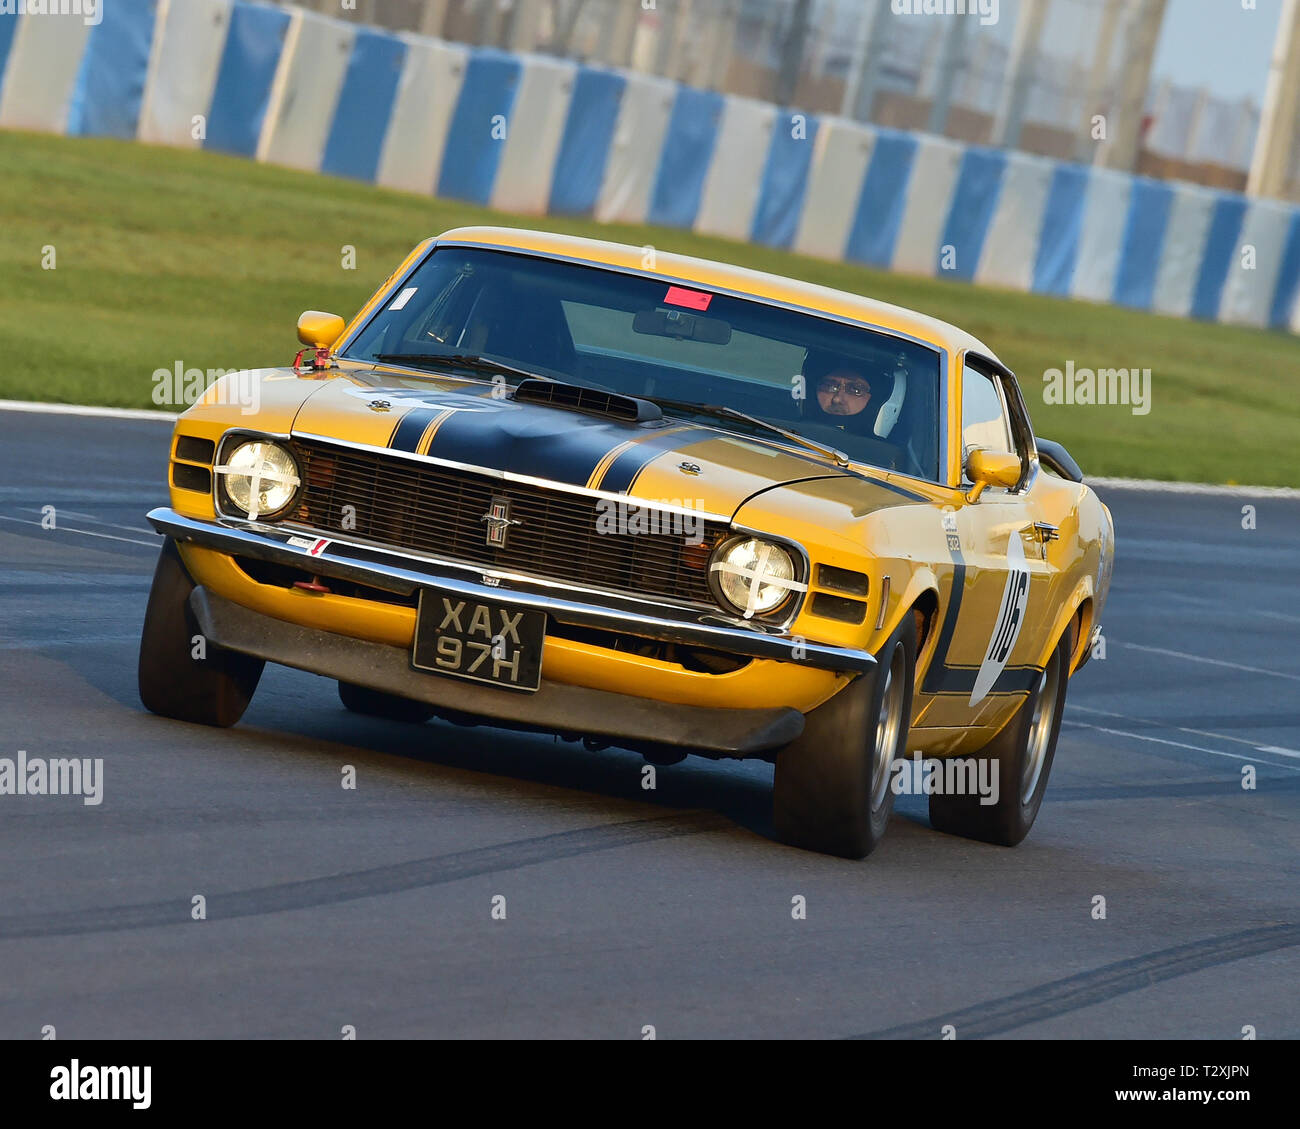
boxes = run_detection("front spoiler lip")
[188,586,804,756]
[146,508,874,674]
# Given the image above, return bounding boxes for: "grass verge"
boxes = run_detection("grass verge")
[2,130,1295,484]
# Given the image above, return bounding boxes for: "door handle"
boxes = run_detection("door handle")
[1032,521,1059,543]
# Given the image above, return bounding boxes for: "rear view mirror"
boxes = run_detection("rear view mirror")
[633,308,731,345]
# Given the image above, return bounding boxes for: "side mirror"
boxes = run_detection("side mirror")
[965,449,1021,503]
[297,311,346,348]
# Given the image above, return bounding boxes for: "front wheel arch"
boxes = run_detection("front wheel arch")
[773,612,917,859]
[928,625,1071,846]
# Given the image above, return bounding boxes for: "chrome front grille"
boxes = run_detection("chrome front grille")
[286,439,728,606]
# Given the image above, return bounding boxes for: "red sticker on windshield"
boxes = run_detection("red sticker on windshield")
[664,286,712,311]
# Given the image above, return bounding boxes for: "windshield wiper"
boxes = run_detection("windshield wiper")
[647,398,850,469]
[373,351,545,385]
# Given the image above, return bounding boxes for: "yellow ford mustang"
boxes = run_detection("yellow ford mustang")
[139,227,1114,858]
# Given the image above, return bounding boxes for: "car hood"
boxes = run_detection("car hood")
[289,369,885,520]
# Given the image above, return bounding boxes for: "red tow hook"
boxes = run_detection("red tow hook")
[293,576,331,593]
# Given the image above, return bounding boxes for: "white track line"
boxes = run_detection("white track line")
[1165,593,1300,626]
[1066,721,1300,774]
[0,400,177,421]
[0,514,157,548]
[1089,475,1300,498]
[1115,641,1300,683]
[1255,609,1300,625]
[18,507,154,536]
[1069,704,1300,759]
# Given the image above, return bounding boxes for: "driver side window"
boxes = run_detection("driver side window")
[961,364,1016,477]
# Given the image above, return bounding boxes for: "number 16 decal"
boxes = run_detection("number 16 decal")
[970,532,1030,706]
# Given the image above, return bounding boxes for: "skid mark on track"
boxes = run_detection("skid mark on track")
[854,923,1300,1039]
[0,814,724,940]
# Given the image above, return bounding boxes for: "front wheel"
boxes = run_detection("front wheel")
[773,613,916,859]
[138,539,264,727]
[928,629,1070,846]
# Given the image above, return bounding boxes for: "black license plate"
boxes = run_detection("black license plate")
[412,589,545,692]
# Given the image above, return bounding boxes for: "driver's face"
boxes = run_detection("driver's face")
[816,368,871,416]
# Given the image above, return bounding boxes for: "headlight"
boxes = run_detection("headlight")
[710,537,801,618]
[218,439,300,519]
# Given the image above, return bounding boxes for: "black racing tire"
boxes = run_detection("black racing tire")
[928,629,1070,846]
[138,539,264,727]
[773,612,916,859]
[338,681,436,724]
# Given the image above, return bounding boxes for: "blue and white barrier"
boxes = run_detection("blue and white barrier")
[257,6,355,171]
[793,116,875,262]
[592,71,676,226]
[694,95,774,243]
[374,35,465,196]
[0,3,93,133]
[490,53,574,216]
[3,0,1300,333]
[138,0,230,149]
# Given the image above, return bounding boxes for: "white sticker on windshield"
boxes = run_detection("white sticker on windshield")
[388,287,418,311]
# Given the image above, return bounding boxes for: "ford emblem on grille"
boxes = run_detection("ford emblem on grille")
[481,496,522,547]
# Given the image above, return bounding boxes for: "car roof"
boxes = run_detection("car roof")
[432,227,1001,363]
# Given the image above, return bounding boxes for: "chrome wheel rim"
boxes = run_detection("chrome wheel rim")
[871,644,906,812]
[1022,651,1061,804]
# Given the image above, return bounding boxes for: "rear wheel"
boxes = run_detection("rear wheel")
[773,614,916,859]
[928,629,1070,846]
[338,681,436,724]
[138,539,264,727]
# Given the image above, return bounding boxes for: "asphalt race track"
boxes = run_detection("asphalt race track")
[1,409,1296,1040]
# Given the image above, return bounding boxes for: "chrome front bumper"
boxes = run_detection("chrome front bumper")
[188,586,805,756]
[146,508,875,674]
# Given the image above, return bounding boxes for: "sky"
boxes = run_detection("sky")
[1148,0,1283,102]
[842,0,1287,105]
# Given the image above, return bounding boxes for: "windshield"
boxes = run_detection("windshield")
[344,248,943,481]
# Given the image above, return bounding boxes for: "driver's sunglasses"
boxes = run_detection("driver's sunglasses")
[819,379,871,398]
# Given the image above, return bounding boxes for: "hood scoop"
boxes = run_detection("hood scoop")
[513,378,663,424]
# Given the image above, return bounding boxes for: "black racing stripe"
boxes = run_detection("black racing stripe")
[600,428,716,494]
[921,664,1041,696]
[423,407,632,487]
[922,543,966,696]
[389,407,441,452]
